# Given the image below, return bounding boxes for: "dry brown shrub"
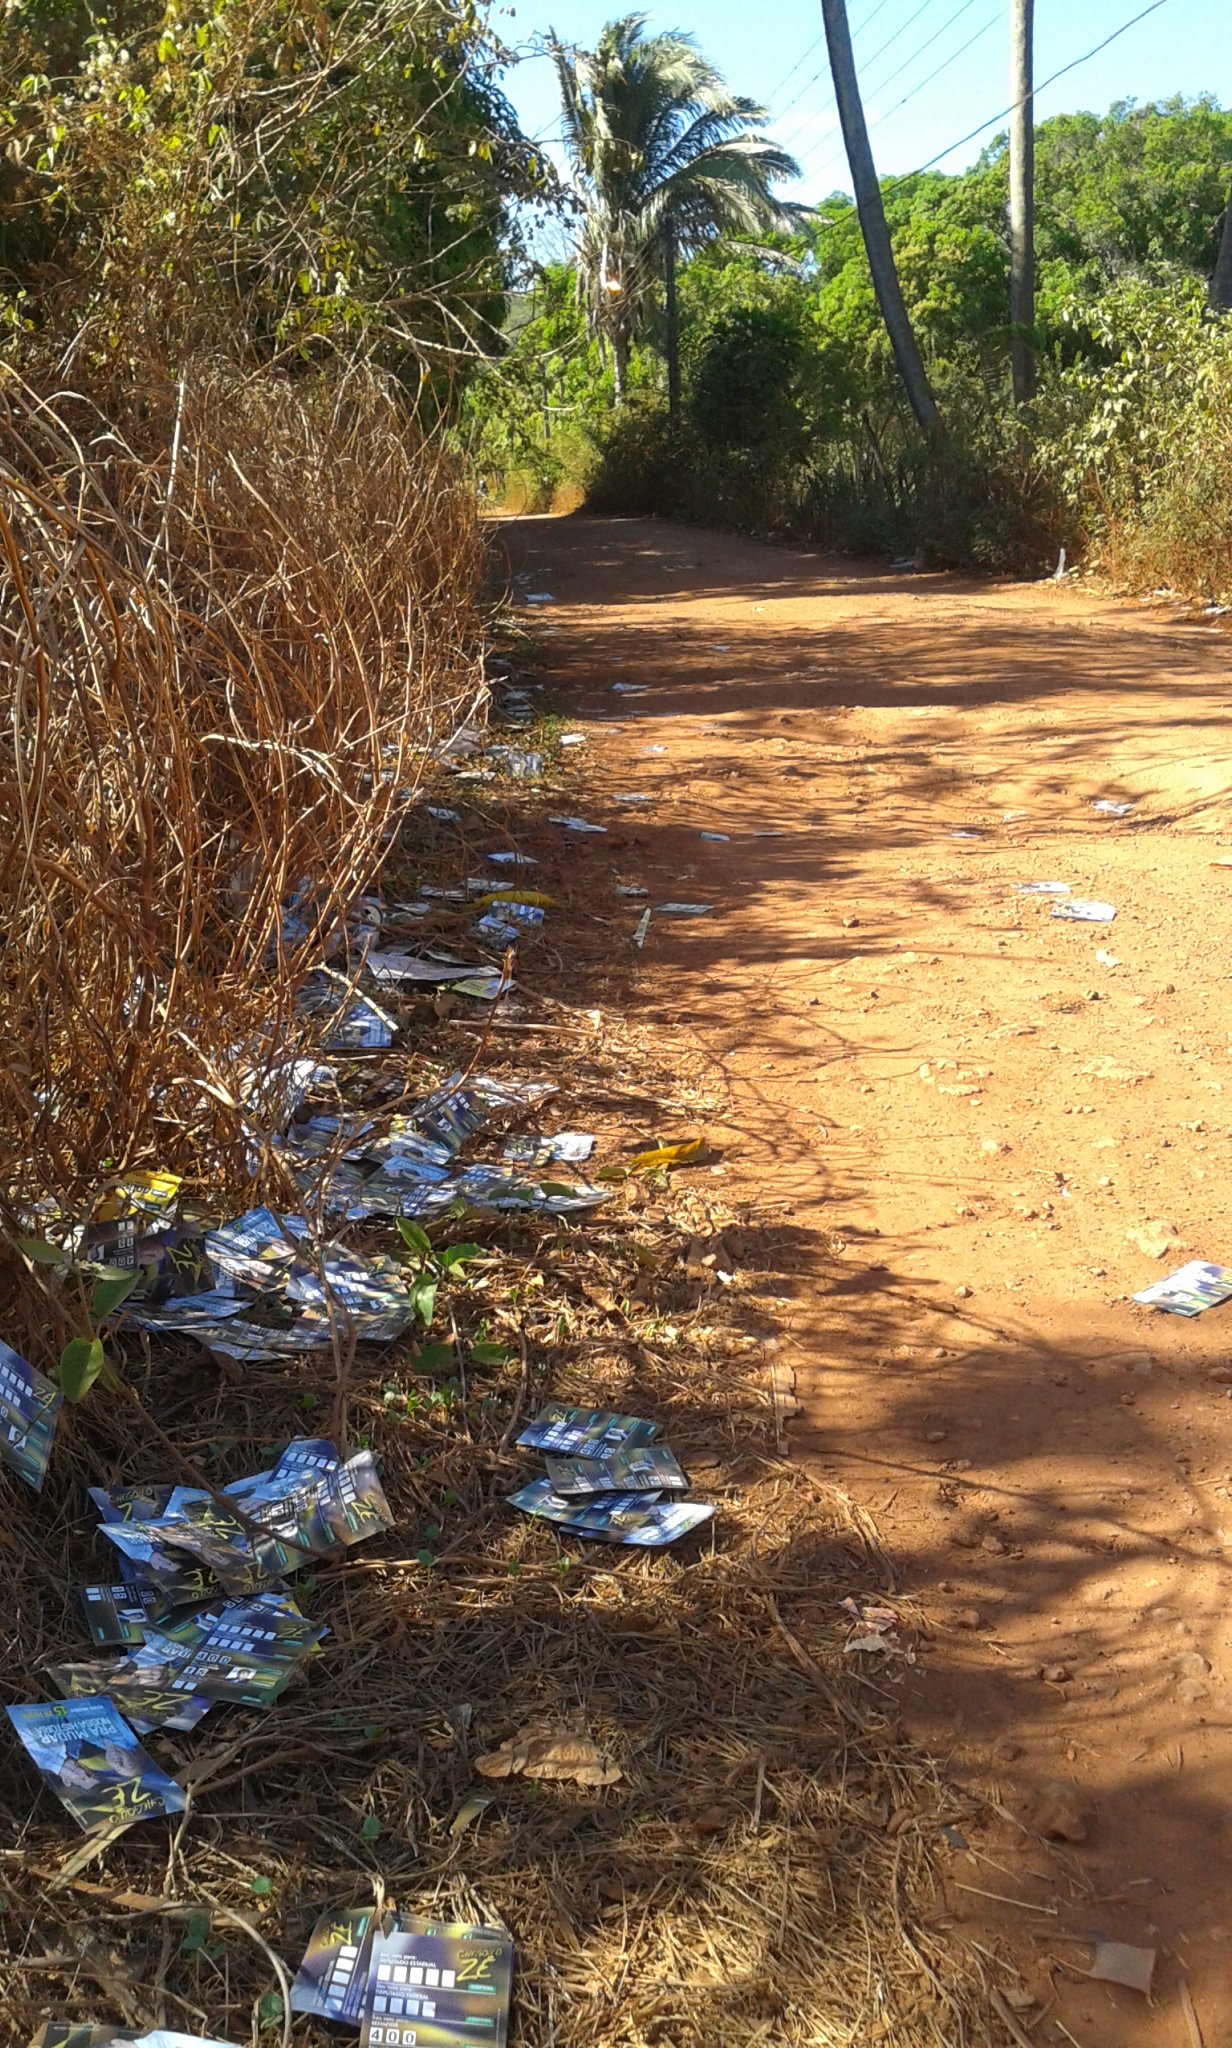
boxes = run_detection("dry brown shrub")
[0,362,483,1312]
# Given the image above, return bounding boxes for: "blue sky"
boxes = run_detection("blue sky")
[494,0,1232,206]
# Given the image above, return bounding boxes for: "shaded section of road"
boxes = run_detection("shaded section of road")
[499,511,1232,2048]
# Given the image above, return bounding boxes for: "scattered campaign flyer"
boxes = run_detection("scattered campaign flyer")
[361,1916,513,2048]
[0,1337,62,1491]
[501,1132,594,1166]
[7,1696,186,1830]
[166,1596,326,1707]
[508,1478,713,1549]
[1132,1259,1232,1316]
[517,1403,658,1459]
[78,1583,163,1647]
[29,2029,243,2047]
[205,1208,308,1294]
[46,1635,212,1735]
[89,1482,176,1525]
[97,1523,225,1607]
[291,1906,379,2021]
[545,1444,687,1497]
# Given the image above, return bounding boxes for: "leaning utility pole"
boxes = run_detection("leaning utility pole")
[820,0,938,430]
[1009,0,1035,400]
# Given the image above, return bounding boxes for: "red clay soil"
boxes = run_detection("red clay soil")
[498,511,1232,2048]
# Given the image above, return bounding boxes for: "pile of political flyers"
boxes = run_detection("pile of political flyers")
[292,1905,513,2048]
[507,1404,714,1548]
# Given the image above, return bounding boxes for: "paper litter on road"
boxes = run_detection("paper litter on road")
[544,1444,687,1496]
[1095,948,1121,966]
[30,2028,242,2046]
[502,1132,594,1165]
[699,831,729,841]
[656,903,713,915]
[640,744,666,754]
[488,746,543,779]
[1012,880,1070,895]
[1090,799,1135,816]
[452,972,510,1000]
[1083,1942,1155,1994]
[363,952,477,984]
[1133,1260,1232,1316]
[523,592,554,604]
[549,815,607,834]
[7,1696,187,1830]
[508,1477,714,1547]
[615,884,648,897]
[361,1916,513,2048]
[425,806,459,822]
[559,732,586,746]
[517,1403,657,1457]
[0,1338,62,1492]
[488,851,537,866]
[632,907,651,949]
[614,793,652,804]
[1051,899,1116,922]
[612,683,648,694]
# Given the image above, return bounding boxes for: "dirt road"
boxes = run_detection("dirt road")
[499,512,1232,2048]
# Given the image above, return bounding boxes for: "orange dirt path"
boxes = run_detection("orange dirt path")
[498,512,1232,2048]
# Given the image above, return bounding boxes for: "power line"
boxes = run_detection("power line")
[767,0,896,118]
[871,9,1001,129]
[804,0,1172,215]
[912,0,1172,174]
[799,0,1000,176]
[777,0,949,154]
[775,0,938,134]
[765,32,826,106]
[861,0,983,105]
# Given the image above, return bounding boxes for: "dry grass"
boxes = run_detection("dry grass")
[0,362,483,1344]
[0,953,990,2046]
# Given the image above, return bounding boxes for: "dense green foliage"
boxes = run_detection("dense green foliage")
[469,92,1232,589]
[0,0,546,406]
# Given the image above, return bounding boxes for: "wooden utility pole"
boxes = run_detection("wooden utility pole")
[1009,0,1035,401]
[1210,179,1232,311]
[820,0,938,430]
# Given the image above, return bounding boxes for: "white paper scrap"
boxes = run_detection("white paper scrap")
[1051,899,1116,922]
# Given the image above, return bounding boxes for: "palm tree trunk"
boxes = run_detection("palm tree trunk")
[613,333,628,407]
[820,0,939,431]
[1009,0,1036,401]
[1210,179,1232,312]
[664,219,680,423]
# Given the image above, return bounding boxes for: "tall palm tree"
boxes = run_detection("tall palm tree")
[549,14,804,409]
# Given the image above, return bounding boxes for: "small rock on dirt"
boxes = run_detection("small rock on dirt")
[1126,1220,1181,1259]
[955,1608,983,1630]
[954,1284,974,1299]
[992,1737,1023,1762]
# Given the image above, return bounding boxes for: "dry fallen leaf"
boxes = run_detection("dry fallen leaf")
[475,1719,621,1787]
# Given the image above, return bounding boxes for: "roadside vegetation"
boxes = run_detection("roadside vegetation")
[467,83,1232,592]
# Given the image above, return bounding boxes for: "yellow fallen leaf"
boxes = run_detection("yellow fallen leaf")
[628,1137,708,1173]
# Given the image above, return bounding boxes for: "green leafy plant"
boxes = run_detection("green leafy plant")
[395,1220,481,1328]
